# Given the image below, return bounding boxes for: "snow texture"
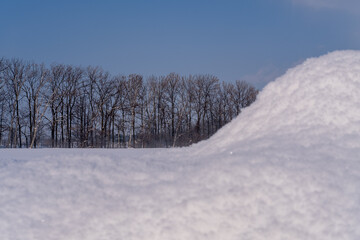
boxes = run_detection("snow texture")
[1,50,360,240]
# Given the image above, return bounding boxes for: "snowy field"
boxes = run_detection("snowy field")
[1,50,360,240]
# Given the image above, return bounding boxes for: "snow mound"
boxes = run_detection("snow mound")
[198,50,360,153]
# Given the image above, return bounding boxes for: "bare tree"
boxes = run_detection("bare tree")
[125,74,143,148]
[163,73,181,143]
[82,66,107,147]
[114,76,128,147]
[93,71,119,148]
[47,64,67,147]
[63,66,83,148]
[4,59,27,148]
[0,59,7,145]
[231,80,259,115]
[171,76,190,147]
[191,74,219,140]
[221,82,235,124]
[141,76,159,147]
[23,63,50,148]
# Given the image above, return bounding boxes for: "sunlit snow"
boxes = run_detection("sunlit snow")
[1,50,360,240]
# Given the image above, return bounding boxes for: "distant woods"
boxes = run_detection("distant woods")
[0,58,258,148]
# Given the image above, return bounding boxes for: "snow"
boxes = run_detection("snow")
[195,50,360,153]
[1,50,360,239]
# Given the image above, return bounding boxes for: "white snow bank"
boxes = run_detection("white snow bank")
[196,50,360,154]
[1,50,360,240]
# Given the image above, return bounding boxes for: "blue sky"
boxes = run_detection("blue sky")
[1,0,359,88]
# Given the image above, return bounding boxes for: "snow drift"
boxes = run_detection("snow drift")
[196,50,360,154]
[1,50,360,240]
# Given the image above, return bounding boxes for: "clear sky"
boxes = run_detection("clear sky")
[1,0,359,88]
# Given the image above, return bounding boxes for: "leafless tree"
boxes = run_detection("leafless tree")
[191,74,219,140]
[125,74,143,147]
[94,72,118,148]
[23,63,50,148]
[4,59,27,148]
[63,66,83,148]
[47,64,66,147]
[231,80,259,115]
[0,59,7,145]
[163,73,181,143]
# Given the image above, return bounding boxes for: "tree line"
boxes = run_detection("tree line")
[0,57,258,148]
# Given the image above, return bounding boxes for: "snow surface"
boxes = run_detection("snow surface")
[1,50,360,240]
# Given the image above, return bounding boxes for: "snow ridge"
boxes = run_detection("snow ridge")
[197,50,360,153]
